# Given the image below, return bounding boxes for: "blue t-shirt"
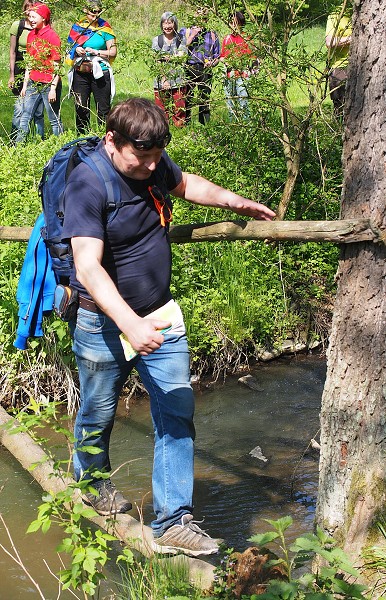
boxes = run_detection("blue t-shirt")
[80,30,114,71]
[62,142,182,316]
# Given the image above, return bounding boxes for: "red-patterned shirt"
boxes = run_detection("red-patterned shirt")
[221,33,254,78]
[27,24,61,84]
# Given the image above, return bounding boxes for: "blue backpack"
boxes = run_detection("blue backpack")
[39,136,121,283]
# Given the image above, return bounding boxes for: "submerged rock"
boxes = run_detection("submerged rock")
[249,445,269,463]
[238,374,264,391]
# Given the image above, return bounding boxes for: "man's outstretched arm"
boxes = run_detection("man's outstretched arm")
[171,172,276,221]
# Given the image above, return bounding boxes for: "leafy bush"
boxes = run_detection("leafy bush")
[213,516,369,599]
[0,0,343,403]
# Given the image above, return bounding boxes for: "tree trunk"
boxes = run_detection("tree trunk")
[316,0,386,565]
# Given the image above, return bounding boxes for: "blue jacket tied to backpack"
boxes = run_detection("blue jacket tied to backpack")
[14,213,56,350]
[14,137,121,349]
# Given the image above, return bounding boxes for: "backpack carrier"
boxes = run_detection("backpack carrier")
[14,136,170,343]
[39,136,121,284]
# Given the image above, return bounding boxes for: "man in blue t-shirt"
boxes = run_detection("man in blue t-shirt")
[63,97,275,557]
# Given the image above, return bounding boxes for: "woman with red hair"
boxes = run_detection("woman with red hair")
[8,0,44,143]
[16,2,63,143]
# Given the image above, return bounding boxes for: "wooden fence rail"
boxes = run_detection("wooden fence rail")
[0,218,384,244]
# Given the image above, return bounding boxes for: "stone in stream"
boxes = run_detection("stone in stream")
[238,374,264,391]
[249,445,269,463]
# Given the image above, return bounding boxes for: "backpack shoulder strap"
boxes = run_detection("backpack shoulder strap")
[76,140,121,211]
[15,19,26,57]
[84,151,121,210]
[16,19,25,42]
[176,33,182,49]
[158,34,163,49]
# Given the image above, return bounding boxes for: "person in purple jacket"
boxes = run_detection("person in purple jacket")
[62,97,275,557]
[180,7,220,124]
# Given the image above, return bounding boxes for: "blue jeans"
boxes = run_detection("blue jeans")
[16,79,63,143]
[224,77,250,121]
[71,307,195,536]
[10,94,45,143]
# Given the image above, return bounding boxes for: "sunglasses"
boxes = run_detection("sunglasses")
[84,8,101,15]
[148,185,173,227]
[114,130,172,151]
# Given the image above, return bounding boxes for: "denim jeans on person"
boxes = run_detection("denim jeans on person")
[71,307,195,537]
[10,94,44,143]
[16,79,63,143]
[224,76,250,121]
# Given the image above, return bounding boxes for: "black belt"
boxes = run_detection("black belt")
[78,295,170,317]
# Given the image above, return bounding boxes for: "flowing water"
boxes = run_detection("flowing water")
[0,354,325,598]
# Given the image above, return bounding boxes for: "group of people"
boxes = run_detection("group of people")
[10,0,351,561]
[8,1,259,142]
[8,0,116,142]
[152,8,258,127]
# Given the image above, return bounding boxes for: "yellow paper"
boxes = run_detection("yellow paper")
[120,300,179,361]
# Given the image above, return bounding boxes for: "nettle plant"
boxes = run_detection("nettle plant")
[214,516,369,600]
[6,399,134,597]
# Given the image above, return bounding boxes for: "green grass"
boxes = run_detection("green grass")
[0,6,331,141]
[0,3,341,394]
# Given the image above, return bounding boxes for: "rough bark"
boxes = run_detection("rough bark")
[316,0,386,564]
[1,219,383,244]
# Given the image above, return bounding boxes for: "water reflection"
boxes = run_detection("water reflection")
[0,354,324,597]
[111,354,324,549]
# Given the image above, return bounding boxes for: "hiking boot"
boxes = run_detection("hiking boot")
[83,479,132,516]
[151,514,220,557]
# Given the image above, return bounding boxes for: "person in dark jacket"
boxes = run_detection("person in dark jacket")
[180,8,220,124]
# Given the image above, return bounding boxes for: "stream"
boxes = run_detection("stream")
[0,354,325,598]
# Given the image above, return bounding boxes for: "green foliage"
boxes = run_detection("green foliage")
[116,552,204,599]
[213,517,369,600]
[249,517,368,599]
[0,113,341,397]
[0,0,343,398]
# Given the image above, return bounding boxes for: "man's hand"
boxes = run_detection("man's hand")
[227,198,276,221]
[172,173,276,221]
[122,317,172,356]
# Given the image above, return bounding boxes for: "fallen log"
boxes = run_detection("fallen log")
[0,406,215,590]
[1,218,384,244]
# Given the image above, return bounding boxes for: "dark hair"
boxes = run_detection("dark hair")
[232,11,245,27]
[22,0,34,12]
[106,98,169,150]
